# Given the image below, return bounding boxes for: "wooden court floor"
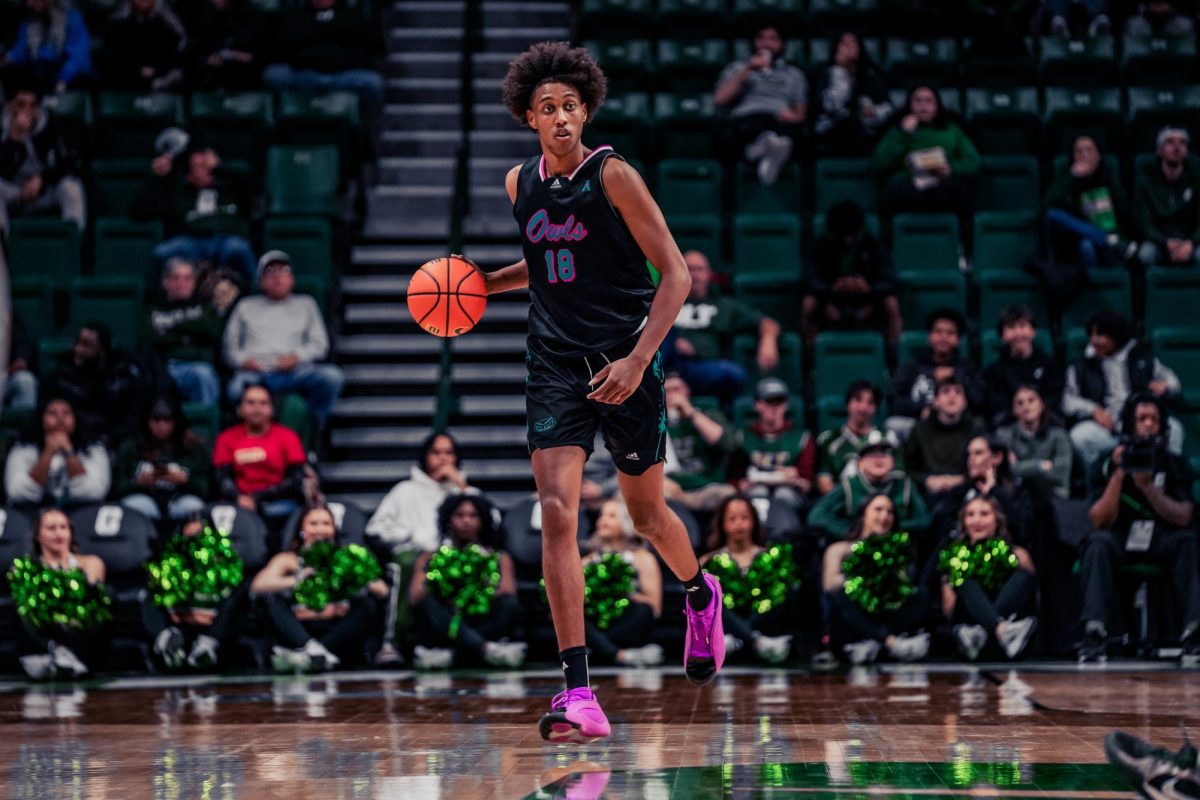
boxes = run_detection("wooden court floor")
[0,663,1196,799]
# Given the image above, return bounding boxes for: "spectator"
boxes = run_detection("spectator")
[5,314,37,410]
[409,495,526,669]
[1077,392,1200,664]
[188,0,263,91]
[115,395,211,523]
[728,377,815,538]
[4,395,110,507]
[668,249,780,404]
[808,430,931,538]
[224,251,344,431]
[802,201,902,345]
[700,493,795,663]
[816,380,886,496]
[43,322,147,445]
[99,0,187,92]
[821,493,930,664]
[130,139,257,288]
[1045,136,1131,270]
[812,31,892,157]
[995,386,1073,498]
[662,372,736,512]
[143,258,223,405]
[888,308,984,441]
[16,508,108,679]
[939,495,1037,661]
[0,75,85,234]
[1063,310,1183,470]
[6,0,93,92]
[579,498,663,667]
[905,377,986,498]
[1132,127,1200,269]
[874,85,979,234]
[1043,0,1111,37]
[983,306,1064,426]
[252,505,389,672]
[213,383,307,522]
[1124,1,1194,36]
[262,0,384,121]
[714,24,807,184]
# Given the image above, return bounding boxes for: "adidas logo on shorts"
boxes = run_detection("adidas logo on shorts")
[625,453,640,461]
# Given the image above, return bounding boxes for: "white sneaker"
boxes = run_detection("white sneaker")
[414,645,453,670]
[725,634,744,654]
[187,635,220,671]
[844,639,881,665]
[887,632,930,662]
[757,133,793,185]
[271,645,311,674]
[374,642,404,667]
[483,640,527,668]
[745,130,773,161]
[303,639,341,672]
[20,654,55,680]
[155,627,186,670]
[997,616,1037,659]
[953,624,989,661]
[50,644,88,677]
[754,634,793,664]
[618,643,664,667]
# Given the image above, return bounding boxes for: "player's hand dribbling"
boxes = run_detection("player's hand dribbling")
[587,357,645,405]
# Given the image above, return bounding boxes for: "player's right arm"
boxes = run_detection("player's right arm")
[482,165,530,296]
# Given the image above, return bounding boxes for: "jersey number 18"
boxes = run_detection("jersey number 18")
[544,249,576,283]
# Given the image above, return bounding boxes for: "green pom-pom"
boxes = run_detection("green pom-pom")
[147,525,244,609]
[703,544,799,615]
[938,537,1020,594]
[7,557,112,630]
[841,531,917,615]
[293,540,383,611]
[425,543,500,617]
[582,552,638,630]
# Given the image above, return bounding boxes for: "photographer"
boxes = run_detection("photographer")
[1077,392,1200,664]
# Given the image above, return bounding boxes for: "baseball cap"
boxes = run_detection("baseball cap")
[256,250,291,280]
[858,429,898,455]
[755,377,789,402]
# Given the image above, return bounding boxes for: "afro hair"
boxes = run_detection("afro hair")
[501,41,607,125]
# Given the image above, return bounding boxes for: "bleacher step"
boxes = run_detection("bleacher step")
[383,106,462,133]
[479,2,570,28]
[347,302,528,325]
[321,458,534,482]
[379,129,462,157]
[458,394,527,416]
[349,246,444,270]
[389,4,465,28]
[479,27,569,52]
[332,396,439,419]
[385,78,462,106]
[385,53,462,80]
[334,424,527,450]
[387,28,464,52]
[337,334,444,357]
[343,364,442,387]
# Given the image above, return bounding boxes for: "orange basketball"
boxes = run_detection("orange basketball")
[407,255,488,338]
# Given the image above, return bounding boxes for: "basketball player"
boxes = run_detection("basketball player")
[480,42,725,743]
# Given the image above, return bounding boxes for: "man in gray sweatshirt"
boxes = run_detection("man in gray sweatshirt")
[223,250,344,430]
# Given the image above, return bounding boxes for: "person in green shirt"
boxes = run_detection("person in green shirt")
[815,379,885,497]
[1132,126,1200,269]
[873,84,980,238]
[143,258,224,405]
[667,250,781,404]
[663,372,737,512]
[808,429,930,539]
[116,395,212,523]
[1045,135,1131,269]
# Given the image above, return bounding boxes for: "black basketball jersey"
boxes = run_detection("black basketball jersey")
[513,146,656,357]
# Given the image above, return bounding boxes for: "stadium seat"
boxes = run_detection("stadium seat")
[277,91,362,177]
[656,159,724,218]
[977,270,1050,332]
[69,503,154,590]
[1059,268,1132,331]
[735,162,802,215]
[897,271,966,328]
[656,39,729,91]
[206,503,270,572]
[975,155,1039,213]
[655,0,727,34]
[266,145,340,216]
[813,331,887,405]
[182,402,220,448]
[1146,268,1200,334]
[891,214,960,273]
[732,271,801,329]
[733,332,804,396]
[1121,32,1197,86]
[733,38,806,64]
[93,218,162,282]
[588,91,651,159]
[884,38,959,87]
[583,40,653,89]
[972,211,1039,274]
[95,92,185,158]
[809,0,879,34]
[814,158,877,215]
[43,90,92,155]
[90,158,150,218]
[1043,87,1123,161]
[37,337,74,381]
[1038,34,1117,86]
[294,274,332,321]
[68,277,144,350]
[1126,86,1200,156]
[279,499,369,551]
[965,86,1041,156]
[731,0,804,32]
[653,93,719,157]
[888,86,962,117]
[0,508,34,576]
[263,217,336,281]
[964,40,1037,88]
[189,91,274,168]
[1064,326,1089,360]
[732,213,801,276]
[666,214,724,266]
[9,276,56,349]
[898,328,967,365]
[1150,327,1200,406]
[8,219,82,284]
[980,328,1054,368]
[577,0,654,37]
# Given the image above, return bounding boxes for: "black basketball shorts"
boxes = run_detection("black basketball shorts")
[525,334,666,476]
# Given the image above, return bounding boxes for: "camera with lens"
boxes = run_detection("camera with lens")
[1119,434,1163,474]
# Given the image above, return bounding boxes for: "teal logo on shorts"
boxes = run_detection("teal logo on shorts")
[534,416,557,433]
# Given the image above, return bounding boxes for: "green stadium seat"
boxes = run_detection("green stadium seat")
[1038,35,1117,86]
[891,214,960,273]
[263,216,336,281]
[90,158,150,219]
[1043,87,1123,161]
[812,210,881,239]
[583,41,654,91]
[732,271,801,330]
[1146,268,1200,334]
[656,159,724,218]
[1127,86,1200,156]
[1151,327,1200,406]
[976,155,1039,213]
[667,214,724,266]
[806,37,881,70]
[964,39,1038,88]
[733,394,803,428]
[266,145,340,216]
[813,331,887,404]
[96,92,185,158]
[656,39,729,91]
[42,90,92,155]
[980,328,1054,368]
[68,277,144,350]
[588,92,651,159]
[965,87,1041,156]
[735,162,802,215]
[294,274,331,321]
[182,402,221,447]
[884,38,959,87]
[733,332,804,397]
[9,276,56,349]
[978,270,1050,332]
[93,218,162,282]
[814,158,877,215]
[732,213,801,276]
[972,211,1039,274]
[653,93,720,157]
[809,0,878,32]
[656,0,727,33]
[731,0,803,31]
[1064,326,1089,360]
[1060,268,1131,332]
[37,337,74,381]
[277,91,361,176]
[733,38,806,64]
[897,271,966,328]
[898,328,967,366]
[888,86,962,117]
[8,219,82,284]
[578,0,653,36]
[1121,32,1197,86]
[189,91,274,169]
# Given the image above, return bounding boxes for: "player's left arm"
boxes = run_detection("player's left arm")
[587,158,691,404]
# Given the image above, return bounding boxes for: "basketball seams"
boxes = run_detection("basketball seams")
[406,255,487,337]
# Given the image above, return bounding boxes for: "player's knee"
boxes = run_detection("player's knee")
[539,495,578,534]
[628,502,670,541]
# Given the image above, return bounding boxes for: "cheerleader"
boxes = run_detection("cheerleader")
[700,494,796,664]
[940,495,1037,660]
[822,492,930,664]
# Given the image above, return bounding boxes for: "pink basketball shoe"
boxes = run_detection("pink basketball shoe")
[539,687,611,744]
[683,572,725,686]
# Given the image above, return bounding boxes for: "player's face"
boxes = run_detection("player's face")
[526,83,587,158]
